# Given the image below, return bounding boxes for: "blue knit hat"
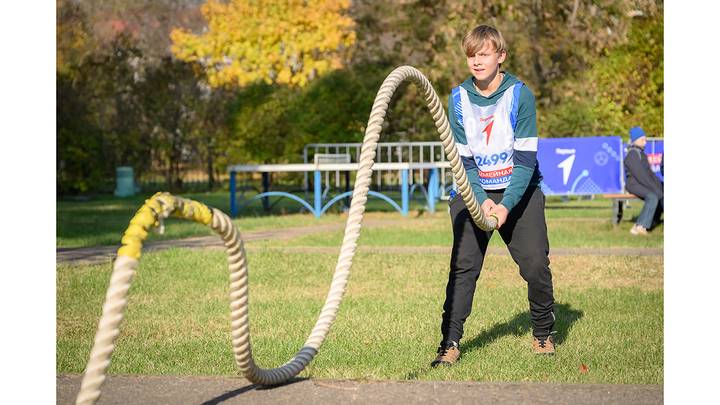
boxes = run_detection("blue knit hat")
[629,126,646,142]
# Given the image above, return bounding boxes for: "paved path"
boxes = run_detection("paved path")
[57,218,663,266]
[57,375,662,405]
[56,220,373,265]
[238,246,663,256]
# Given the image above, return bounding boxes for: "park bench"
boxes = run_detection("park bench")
[603,193,640,225]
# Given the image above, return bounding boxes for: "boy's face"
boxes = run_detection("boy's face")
[466,41,506,83]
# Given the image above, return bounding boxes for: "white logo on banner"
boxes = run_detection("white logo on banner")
[555,148,576,186]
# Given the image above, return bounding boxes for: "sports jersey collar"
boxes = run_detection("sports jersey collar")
[461,71,518,99]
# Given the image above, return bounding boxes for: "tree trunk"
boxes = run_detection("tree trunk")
[207,142,215,191]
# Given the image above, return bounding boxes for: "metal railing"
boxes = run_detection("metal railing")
[302,141,451,195]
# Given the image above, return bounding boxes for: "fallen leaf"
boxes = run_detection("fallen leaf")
[579,364,589,373]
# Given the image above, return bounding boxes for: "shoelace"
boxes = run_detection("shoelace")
[536,332,556,348]
[436,344,457,357]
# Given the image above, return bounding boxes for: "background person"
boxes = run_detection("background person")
[624,126,664,235]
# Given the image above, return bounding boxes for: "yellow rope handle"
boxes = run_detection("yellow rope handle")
[76,193,214,405]
[116,192,213,259]
[76,66,497,405]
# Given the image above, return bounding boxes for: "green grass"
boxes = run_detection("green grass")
[57,192,663,383]
[57,191,342,248]
[57,192,661,249]
[57,247,662,383]
[281,214,662,249]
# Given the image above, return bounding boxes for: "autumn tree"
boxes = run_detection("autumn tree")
[170,0,357,88]
[71,0,207,59]
[57,0,116,194]
[58,0,237,193]
[57,0,664,194]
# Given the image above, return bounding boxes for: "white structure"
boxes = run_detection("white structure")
[303,141,451,194]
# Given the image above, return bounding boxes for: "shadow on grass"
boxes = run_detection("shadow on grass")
[404,302,583,380]
[462,302,583,352]
[200,377,307,404]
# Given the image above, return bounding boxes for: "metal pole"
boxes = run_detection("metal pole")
[344,170,350,208]
[401,169,409,216]
[230,170,237,217]
[303,146,309,192]
[428,168,438,213]
[262,172,270,212]
[314,170,322,218]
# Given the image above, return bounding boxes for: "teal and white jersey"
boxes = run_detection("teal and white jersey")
[447,73,542,212]
[452,82,531,190]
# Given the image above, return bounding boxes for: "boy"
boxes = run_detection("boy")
[431,25,556,367]
[624,126,664,235]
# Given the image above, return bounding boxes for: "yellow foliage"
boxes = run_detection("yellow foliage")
[57,0,93,75]
[170,0,356,88]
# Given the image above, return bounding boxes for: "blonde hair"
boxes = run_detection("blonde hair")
[462,25,507,57]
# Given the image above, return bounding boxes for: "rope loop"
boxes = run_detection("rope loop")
[75,66,496,405]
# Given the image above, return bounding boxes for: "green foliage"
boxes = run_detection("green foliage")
[57,70,106,194]
[226,83,294,164]
[56,0,236,194]
[226,64,390,164]
[56,0,108,194]
[290,66,387,144]
[57,34,152,195]
[542,15,664,137]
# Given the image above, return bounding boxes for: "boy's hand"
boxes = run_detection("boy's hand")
[488,204,509,229]
[481,198,496,217]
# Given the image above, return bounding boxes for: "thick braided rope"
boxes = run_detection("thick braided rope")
[75,193,212,405]
[75,66,496,405]
[381,66,495,230]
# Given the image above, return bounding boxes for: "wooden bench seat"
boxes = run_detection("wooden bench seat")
[602,193,640,224]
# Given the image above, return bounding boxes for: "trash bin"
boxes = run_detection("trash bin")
[114,166,136,197]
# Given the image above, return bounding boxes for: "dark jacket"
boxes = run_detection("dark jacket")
[624,144,663,199]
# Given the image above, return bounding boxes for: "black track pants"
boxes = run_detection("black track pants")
[440,186,555,344]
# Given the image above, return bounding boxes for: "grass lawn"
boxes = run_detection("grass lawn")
[57,250,662,383]
[57,192,663,384]
[56,191,339,248]
[57,191,662,249]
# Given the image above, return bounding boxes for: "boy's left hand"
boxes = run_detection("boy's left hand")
[488,204,509,229]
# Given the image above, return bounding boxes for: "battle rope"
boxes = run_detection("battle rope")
[75,66,497,405]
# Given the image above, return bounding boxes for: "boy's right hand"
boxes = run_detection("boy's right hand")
[481,198,496,217]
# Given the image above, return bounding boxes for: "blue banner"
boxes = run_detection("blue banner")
[537,136,624,195]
